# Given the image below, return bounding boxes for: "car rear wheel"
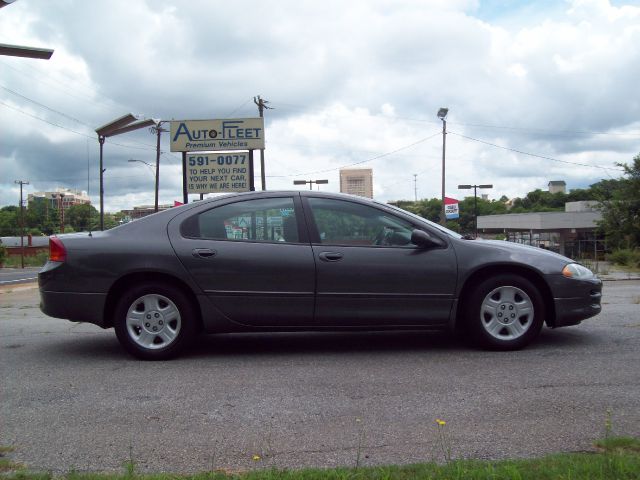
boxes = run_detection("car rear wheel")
[465,274,544,350]
[114,283,198,360]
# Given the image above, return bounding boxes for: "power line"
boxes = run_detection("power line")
[448,121,640,138]
[271,100,640,137]
[1,100,94,139]
[0,59,125,113]
[266,131,442,178]
[0,100,157,151]
[449,131,625,172]
[1,84,89,126]
[226,98,253,117]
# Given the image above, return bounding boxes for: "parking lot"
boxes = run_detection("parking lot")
[1,280,639,473]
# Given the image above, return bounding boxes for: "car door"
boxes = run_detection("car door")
[303,196,457,327]
[169,195,316,327]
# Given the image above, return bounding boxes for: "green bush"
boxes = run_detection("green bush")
[0,244,7,266]
[608,248,640,268]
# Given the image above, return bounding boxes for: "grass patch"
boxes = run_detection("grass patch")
[0,458,23,473]
[1,252,48,268]
[596,436,640,453]
[2,439,640,480]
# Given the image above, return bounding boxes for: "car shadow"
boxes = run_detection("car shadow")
[46,326,599,361]
[184,330,463,359]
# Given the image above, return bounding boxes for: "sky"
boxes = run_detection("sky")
[1,0,639,212]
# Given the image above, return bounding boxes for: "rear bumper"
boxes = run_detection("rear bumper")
[39,289,108,328]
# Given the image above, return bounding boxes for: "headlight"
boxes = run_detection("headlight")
[562,263,595,279]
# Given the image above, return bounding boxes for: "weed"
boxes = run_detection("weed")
[354,417,366,469]
[435,419,452,464]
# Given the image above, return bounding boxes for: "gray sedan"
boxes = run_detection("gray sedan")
[38,191,602,359]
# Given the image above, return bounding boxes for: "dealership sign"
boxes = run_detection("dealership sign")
[444,197,459,219]
[170,118,265,152]
[186,152,249,194]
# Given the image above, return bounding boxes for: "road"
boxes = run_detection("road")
[0,267,41,286]
[1,280,639,474]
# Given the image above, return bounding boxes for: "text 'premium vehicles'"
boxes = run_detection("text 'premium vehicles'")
[39,191,602,359]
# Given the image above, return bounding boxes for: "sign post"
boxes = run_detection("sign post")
[170,118,265,202]
[444,197,459,220]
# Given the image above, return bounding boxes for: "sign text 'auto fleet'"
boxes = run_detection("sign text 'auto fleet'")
[187,153,249,194]
[170,118,264,152]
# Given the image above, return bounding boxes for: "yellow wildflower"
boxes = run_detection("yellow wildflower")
[436,419,446,426]
[252,454,261,461]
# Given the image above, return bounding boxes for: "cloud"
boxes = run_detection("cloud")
[1,0,638,212]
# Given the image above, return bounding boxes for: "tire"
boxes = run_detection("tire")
[464,274,544,350]
[113,282,198,360]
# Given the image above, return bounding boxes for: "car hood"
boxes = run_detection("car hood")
[477,239,576,263]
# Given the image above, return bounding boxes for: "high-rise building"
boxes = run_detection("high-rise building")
[339,168,373,198]
[548,180,566,194]
[28,188,90,212]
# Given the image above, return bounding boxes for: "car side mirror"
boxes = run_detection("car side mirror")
[411,229,445,249]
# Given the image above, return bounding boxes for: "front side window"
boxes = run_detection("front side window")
[308,198,414,246]
[188,197,299,243]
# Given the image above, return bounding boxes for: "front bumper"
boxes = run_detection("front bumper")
[551,276,602,328]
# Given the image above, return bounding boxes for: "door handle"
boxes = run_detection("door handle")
[319,252,343,262]
[192,248,216,258]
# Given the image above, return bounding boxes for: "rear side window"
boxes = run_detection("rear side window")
[183,197,299,243]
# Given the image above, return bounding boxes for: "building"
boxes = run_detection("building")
[339,168,373,198]
[477,201,604,259]
[28,188,90,213]
[120,204,173,220]
[548,180,567,194]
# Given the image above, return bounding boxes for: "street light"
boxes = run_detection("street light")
[95,114,157,230]
[458,183,493,238]
[437,107,448,226]
[293,179,329,190]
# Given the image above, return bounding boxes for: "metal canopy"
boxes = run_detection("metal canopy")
[0,43,53,59]
[95,114,139,137]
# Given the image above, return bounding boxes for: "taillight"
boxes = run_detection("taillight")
[49,236,67,262]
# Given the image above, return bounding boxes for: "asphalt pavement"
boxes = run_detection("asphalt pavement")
[0,267,41,286]
[1,281,639,473]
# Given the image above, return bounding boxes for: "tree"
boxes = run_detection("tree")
[25,200,58,235]
[0,206,19,236]
[596,154,640,249]
[66,204,99,232]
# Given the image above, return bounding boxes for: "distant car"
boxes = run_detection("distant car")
[39,191,602,359]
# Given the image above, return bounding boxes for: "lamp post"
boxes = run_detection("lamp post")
[95,115,157,230]
[293,179,329,190]
[458,184,493,238]
[437,108,448,226]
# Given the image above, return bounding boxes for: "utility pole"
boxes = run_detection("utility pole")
[413,174,418,202]
[14,180,29,269]
[59,193,66,233]
[254,95,273,191]
[151,121,168,212]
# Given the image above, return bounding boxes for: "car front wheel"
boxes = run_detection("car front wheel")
[114,283,198,360]
[465,274,544,350]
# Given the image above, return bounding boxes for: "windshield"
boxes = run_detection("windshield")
[382,203,464,239]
